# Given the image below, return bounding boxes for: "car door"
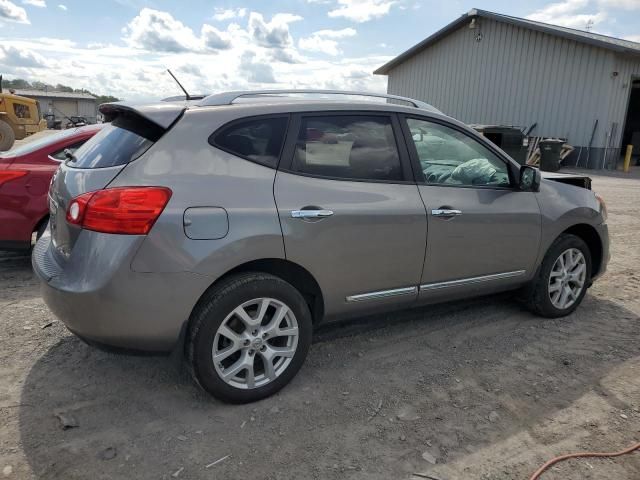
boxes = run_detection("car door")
[274,112,427,319]
[400,115,541,302]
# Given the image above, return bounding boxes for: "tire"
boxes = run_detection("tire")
[524,233,592,318]
[186,272,313,403]
[0,120,15,151]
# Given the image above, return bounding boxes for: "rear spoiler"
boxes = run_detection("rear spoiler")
[99,102,186,129]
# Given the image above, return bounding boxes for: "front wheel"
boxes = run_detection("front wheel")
[524,234,592,318]
[186,273,312,403]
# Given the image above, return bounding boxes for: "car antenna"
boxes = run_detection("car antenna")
[166,69,191,101]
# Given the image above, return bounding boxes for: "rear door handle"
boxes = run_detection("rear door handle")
[431,209,462,218]
[291,209,334,219]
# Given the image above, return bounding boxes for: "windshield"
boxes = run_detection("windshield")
[0,128,84,158]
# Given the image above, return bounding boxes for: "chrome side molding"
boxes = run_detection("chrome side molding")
[345,271,525,303]
[420,270,526,291]
[346,286,418,303]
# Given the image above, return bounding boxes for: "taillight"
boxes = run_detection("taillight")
[66,187,172,235]
[0,170,28,187]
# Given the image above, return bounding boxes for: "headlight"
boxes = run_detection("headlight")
[595,193,607,222]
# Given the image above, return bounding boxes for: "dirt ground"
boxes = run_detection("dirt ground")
[1,168,639,480]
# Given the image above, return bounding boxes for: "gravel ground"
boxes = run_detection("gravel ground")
[0,168,639,480]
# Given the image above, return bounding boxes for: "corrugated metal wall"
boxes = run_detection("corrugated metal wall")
[77,99,97,119]
[30,96,97,123]
[386,18,640,152]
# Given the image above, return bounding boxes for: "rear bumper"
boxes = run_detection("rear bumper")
[32,230,211,352]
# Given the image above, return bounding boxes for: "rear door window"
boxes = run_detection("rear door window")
[210,116,288,168]
[291,115,403,182]
[71,114,163,169]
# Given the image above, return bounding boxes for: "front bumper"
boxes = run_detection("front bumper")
[32,230,211,352]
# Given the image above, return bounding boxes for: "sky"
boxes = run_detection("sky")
[1,0,639,102]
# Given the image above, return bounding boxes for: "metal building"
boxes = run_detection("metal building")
[12,90,98,125]
[374,9,640,169]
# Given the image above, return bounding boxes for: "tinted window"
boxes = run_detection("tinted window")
[71,114,163,169]
[212,116,288,168]
[292,115,402,181]
[407,118,510,187]
[50,141,87,161]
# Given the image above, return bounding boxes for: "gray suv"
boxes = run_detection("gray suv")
[33,90,609,403]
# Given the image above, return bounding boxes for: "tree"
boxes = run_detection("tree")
[55,84,74,93]
[31,81,52,91]
[1,78,32,89]
[94,95,120,105]
[1,77,120,102]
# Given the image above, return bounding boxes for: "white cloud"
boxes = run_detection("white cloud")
[0,0,29,23]
[0,45,48,68]
[249,12,303,48]
[212,7,246,21]
[123,8,202,52]
[201,24,232,50]
[0,8,389,102]
[22,0,46,7]
[526,0,607,29]
[299,27,356,55]
[327,0,395,22]
[57,3,66,10]
[597,0,640,9]
[624,34,640,42]
[239,50,276,83]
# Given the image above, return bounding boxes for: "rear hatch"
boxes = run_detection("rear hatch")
[48,103,184,261]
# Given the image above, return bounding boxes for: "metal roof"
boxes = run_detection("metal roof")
[12,89,97,100]
[374,8,640,75]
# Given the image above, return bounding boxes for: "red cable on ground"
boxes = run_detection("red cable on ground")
[529,440,640,480]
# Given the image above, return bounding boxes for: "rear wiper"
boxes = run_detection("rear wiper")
[64,149,77,163]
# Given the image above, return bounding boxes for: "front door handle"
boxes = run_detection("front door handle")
[291,209,334,219]
[431,209,462,218]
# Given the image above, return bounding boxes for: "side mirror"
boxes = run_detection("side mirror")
[519,165,541,192]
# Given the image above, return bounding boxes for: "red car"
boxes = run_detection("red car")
[0,124,103,250]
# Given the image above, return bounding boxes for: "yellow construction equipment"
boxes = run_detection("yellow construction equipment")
[0,75,47,151]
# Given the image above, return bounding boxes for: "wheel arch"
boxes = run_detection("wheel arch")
[191,258,325,326]
[561,223,603,278]
[33,214,50,237]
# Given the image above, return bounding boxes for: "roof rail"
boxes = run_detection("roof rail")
[197,89,441,113]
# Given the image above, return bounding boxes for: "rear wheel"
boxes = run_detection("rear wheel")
[186,273,312,403]
[524,234,591,318]
[0,120,15,151]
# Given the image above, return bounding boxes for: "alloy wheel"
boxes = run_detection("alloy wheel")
[548,248,586,310]
[212,298,299,389]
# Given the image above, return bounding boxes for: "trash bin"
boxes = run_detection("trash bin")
[539,139,564,172]
[470,125,527,164]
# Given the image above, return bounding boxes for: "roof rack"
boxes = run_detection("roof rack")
[197,89,441,113]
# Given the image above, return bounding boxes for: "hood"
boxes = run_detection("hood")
[541,171,591,190]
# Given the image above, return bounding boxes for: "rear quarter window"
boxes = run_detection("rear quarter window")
[210,116,288,169]
[71,114,163,169]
